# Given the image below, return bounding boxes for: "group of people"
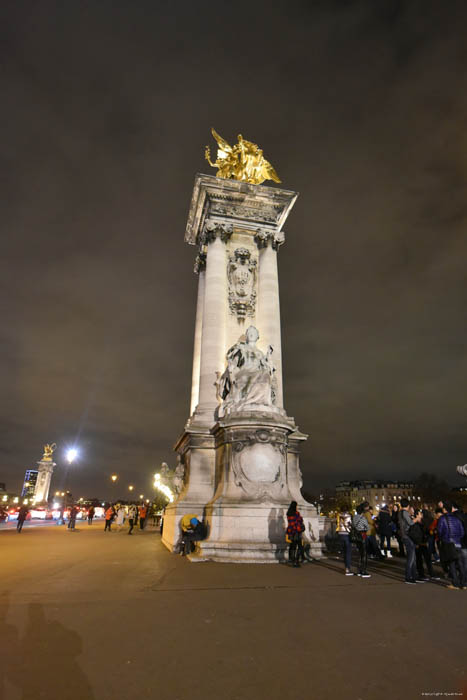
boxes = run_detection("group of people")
[336,499,467,588]
[104,503,149,534]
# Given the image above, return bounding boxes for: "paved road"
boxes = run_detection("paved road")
[0,523,465,700]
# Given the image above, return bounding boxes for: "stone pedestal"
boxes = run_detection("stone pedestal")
[33,459,55,503]
[161,174,323,562]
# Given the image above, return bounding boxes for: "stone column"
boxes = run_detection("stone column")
[195,229,228,422]
[190,254,206,415]
[257,234,283,408]
[33,460,55,503]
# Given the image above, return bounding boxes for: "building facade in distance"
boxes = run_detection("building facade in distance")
[336,480,419,511]
[21,470,38,499]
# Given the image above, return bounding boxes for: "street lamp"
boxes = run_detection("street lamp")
[139,494,144,500]
[66,448,78,464]
[111,474,118,483]
[128,485,134,492]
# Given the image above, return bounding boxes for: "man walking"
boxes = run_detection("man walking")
[87,506,95,525]
[16,504,29,533]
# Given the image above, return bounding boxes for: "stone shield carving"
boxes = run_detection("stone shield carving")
[227,248,257,320]
[230,429,287,501]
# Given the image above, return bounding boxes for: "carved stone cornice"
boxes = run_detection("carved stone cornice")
[254,228,285,251]
[198,221,233,247]
[185,174,298,247]
[193,252,206,275]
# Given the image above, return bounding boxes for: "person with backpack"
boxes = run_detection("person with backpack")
[286,501,305,568]
[352,504,371,578]
[336,505,354,575]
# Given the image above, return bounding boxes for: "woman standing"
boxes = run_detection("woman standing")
[336,505,354,575]
[286,501,305,568]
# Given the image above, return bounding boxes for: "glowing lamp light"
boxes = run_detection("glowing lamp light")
[111,475,118,482]
[139,494,144,499]
[66,448,78,464]
[128,485,134,492]
[153,475,174,503]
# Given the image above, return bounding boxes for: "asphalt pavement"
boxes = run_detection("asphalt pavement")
[0,521,465,700]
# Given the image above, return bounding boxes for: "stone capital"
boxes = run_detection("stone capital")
[253,228,285,251]
[199,220,233,247]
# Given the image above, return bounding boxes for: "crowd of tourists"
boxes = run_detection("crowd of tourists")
[335,499,467,589]
[103,503,152,533]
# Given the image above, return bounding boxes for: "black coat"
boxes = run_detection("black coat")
[378,510,393,536]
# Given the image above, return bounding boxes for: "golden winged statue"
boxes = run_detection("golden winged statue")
[205,128,281,185]
[42,443,57,461]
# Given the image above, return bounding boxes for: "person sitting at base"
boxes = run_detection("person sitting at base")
[180,514,206,556]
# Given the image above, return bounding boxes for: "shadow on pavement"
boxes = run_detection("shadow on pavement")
[0,595,95,700]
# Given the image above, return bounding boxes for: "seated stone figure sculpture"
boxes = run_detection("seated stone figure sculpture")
[218,326,276,410]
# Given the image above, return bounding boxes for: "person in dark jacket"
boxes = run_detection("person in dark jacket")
[16,504,29,533]
[409,509,437,580]
[399,499,418,584]
[87,506,95,525]
[392,503,405,557]
[68,505,78,531]
[437,502,466,589]
[451,502,467,582]
[378,505,393,558]
[352,504,371,577]
[181,517,206,556]
[286,501,305,568]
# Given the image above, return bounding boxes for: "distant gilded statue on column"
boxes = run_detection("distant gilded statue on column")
[205,128,281,185]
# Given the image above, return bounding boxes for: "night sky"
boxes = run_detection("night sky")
[2,0,466,499]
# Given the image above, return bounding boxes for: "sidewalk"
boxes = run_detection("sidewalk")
[1,523,465,699]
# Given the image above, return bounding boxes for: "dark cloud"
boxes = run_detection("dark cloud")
[1,0,466,496]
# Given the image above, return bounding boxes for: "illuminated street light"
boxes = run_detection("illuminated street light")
[139,494,144,500]
[111,474,118,483]
[66,448,78,464]
[128,485,134,492]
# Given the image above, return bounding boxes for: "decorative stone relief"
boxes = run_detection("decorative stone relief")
[254,227,285,250]
[173,455,185,495]
[193,252,206,274]
[229,428,288,501]
[218,326,277,408]
[227,248,257,320]
[199,221,233,246]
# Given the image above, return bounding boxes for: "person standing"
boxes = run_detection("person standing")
[352,504,371,577]
[16,504,29,533]
[378,505,393,558]
[138,504,147,530]
[87,506,95,525]
[104,505,114,532]
[399,498,419,584]
[116,505,125,530]
[127,504,137,535]
[286,501,305,568]
[363,503,384,560]
[409,509,436,581]
[68,505,78,531]
[392,503,405,557]
[437,502,466,590]
[336,505,354,575]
